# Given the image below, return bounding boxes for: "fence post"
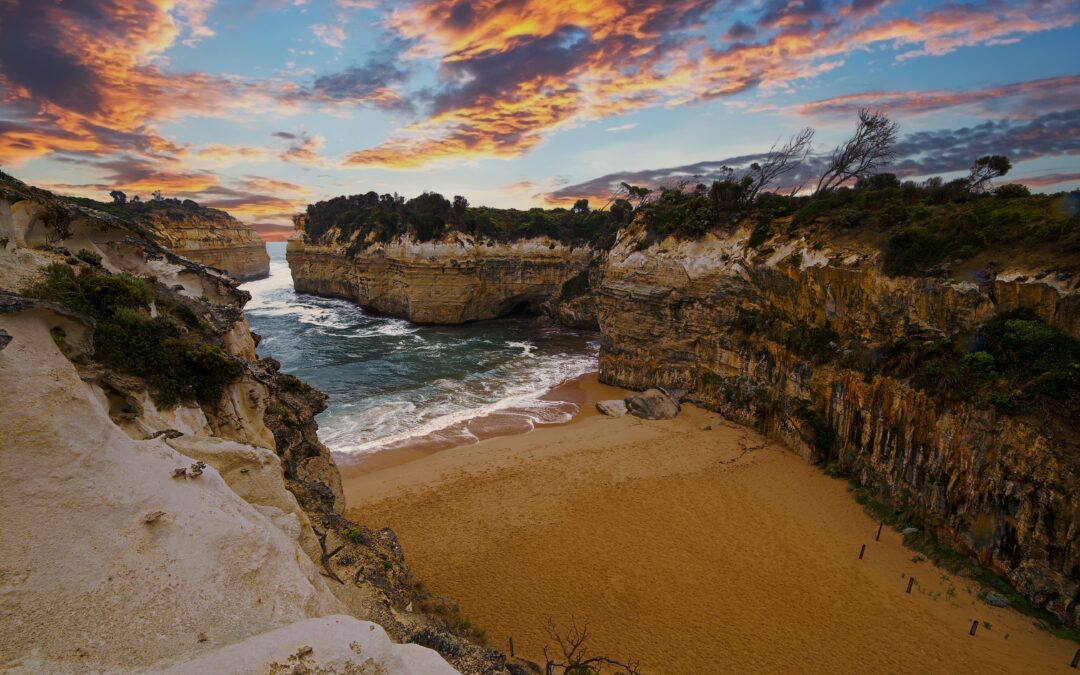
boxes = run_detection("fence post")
[876,522,883,541]
[969,620,979,636]
[859,544,866,559]
[508,636,514,657]
[906,577,915,593]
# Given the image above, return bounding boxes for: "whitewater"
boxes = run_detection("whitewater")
[241,242,599,458]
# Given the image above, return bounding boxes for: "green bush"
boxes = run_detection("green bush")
[747,221,771,248]
[27,264,240,407]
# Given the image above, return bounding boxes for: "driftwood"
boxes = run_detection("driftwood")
[312,528,344,584]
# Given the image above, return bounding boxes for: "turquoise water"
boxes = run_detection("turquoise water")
[241,242,598,457]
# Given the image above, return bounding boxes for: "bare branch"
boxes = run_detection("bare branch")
[544,616,643,674]
[814,109,898,195]
[744,127,814,203]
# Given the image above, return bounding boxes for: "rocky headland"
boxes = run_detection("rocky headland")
[0,174,528,673]
[287,226,596,326]
[136,203,271,282]
[64,191,271,282]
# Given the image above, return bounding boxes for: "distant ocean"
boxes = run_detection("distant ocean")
[242,242,598,458]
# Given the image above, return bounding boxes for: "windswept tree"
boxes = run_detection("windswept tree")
[109,190,127,205]
[543,617,642,675]
[967,154,1011,192]
[618,182,653,209]
[814,109,898,195]
[744,126,815,203]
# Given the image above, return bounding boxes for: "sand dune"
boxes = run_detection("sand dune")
[341,375,1077,674]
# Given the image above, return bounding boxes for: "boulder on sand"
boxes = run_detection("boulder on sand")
[596,399,628,417]
[625,388,680,420]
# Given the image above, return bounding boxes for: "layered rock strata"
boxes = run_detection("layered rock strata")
[138,206,270,281]
[287,227,595,324]
[597,222,1080,628]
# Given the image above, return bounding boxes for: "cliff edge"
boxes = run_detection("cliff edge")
[0,173,526,673]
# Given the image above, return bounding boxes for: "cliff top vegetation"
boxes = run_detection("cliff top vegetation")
[297,110,1078,277]
[26,263,241,407]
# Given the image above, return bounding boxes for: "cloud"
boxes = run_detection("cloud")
[0,0,293,168]
[545,108,1080,203]
[607,123,638,132]
[276,132,327,165]
[795,76,1080,119]
[305,50,412,111]
[345,0,1075,169]
[249,222,298,242]
[1015,172,1080,189]
[312,23,347,48]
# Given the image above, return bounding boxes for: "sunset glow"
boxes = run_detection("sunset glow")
[1,0,1077,236]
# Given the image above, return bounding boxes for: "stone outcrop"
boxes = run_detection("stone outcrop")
[624,388,680,420]
[287,226,594,324]
[596,399,627,417]
[136,205,270,281]
[596,221,1080,628]
[0,175,529,673]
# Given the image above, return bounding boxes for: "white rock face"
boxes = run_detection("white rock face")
[157,615,458,674]
[0,311,455,674]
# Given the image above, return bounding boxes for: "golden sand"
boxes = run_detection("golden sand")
[341,375,1077,673]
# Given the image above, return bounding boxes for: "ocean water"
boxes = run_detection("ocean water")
[241,242,598,458]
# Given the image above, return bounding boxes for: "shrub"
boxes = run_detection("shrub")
[75,249,102,266]
[342,526,363,544]
[995,184,1031,198]
[962,351,997,379]
[747,221,771,248]
[26,264,240,407]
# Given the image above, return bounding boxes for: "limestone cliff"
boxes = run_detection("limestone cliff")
[288,223,595,325]
[0,175,527,673]
[135,203,270,281]
[596,221,1080,628]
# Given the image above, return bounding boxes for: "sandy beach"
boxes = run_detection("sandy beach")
[341,375,1077,673]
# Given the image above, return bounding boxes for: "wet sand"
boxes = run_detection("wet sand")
[341,375,1077,673]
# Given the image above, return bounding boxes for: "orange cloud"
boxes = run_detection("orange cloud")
[346,0,1075,169]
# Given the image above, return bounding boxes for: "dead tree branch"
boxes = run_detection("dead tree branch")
[814,109,898,195]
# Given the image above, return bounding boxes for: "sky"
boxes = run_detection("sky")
[1,0,1078,240]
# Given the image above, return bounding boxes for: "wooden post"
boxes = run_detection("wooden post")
[969,620,979,636]
[906,577,915,593]
[876,522,883,541]
[859,544,866,559]
[508,636,514,657]
[546,660,555,675]
[1070,647,1079,668]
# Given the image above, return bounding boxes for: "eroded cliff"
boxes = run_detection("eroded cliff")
[134,203,271,281]
[597,221,1080,628]
[0,175,525,673]
[288,226,596,325]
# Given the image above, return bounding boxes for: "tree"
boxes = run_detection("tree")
[618,182,653,209]
[572,198,590,214]
[744,126,814,203]
[543,617,642,675]
[452,195,469,216]
[151,190,163,201]
[967,155,1011,192]
[814,109,898,195]
[109,190,127,205]
[131,195,142,204]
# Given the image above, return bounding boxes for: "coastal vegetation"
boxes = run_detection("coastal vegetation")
[26,263,241,407]
[296,110,1078,279]
[301,190,634,249]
